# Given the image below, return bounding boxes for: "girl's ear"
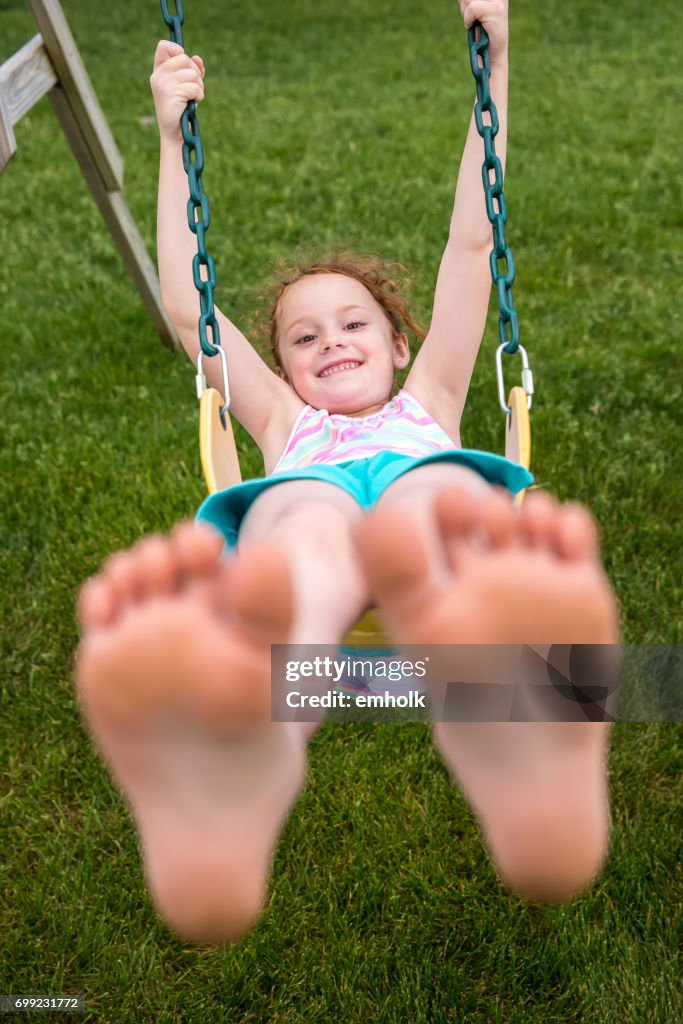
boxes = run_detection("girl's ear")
[393,332,410,370]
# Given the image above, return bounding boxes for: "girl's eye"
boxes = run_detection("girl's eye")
[345,321,364,330]
[295,334,316,345]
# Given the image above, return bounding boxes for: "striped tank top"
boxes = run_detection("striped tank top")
[273,389,455,473]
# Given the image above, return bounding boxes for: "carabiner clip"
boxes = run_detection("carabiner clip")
[496,343,533,415]
[196,345,231,425]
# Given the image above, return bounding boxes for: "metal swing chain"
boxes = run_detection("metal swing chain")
[160,0,230,413]
[468,23,533,413]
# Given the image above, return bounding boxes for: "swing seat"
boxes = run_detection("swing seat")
[199,388,242,492]
[200,385,531,649]
[505,385,531,505]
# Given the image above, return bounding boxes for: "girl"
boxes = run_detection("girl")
[76,0,618,944]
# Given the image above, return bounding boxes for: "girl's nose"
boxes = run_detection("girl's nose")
[321,331,346,350]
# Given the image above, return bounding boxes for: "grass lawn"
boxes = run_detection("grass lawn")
[1,0,681,1021]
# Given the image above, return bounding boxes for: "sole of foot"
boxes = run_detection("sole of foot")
[356,486,619,902]
[76,523,304,943]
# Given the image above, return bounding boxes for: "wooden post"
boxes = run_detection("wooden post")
[0,2,179,350]
[25,0,123,190]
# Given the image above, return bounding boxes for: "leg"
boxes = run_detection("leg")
[76,481,367,942]
[358,470,618,902]
[238,478,370,739]
[238,478,369,644]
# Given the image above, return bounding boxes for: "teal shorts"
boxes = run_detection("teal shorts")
[196,449,534,550]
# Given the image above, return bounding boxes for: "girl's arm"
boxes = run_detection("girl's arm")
[151,41,301,455]
[405,0,508,439]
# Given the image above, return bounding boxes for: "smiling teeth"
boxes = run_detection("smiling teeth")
[319,362,360,377]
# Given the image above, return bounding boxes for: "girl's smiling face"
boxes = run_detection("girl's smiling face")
[276,273,410,416]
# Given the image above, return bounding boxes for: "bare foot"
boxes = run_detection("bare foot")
[76,523,304,943]
[356,487,619,902]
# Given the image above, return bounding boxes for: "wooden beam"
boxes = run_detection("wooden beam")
[0,34,57,124]
[0,34,58,172]
[25,0,123,191]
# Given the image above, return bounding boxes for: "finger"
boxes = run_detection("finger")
[171,67,205,88]
[463,4,482,31]
[153,39,185,69]
[461,0,495,30]
[473,1,507,27]
[190,54,205,76]
[157,53,202,76]
[172,81,204,104]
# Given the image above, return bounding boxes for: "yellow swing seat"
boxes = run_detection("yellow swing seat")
[199,384,531,649]
[199,387,241,494]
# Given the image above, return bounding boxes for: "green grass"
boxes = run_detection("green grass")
[1,0,681,1020]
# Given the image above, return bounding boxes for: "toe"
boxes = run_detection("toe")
[222,546,293,646]
[553,503,600,561]
[477,488,518,549]
[131,535,181,596]
[77,576,117,629]
[434,485,484,570]
[101,550,142,610]
[520,494,600,562]
[435,485,516,571]
[355,507,433,612]
[172,522,225,578]
[518,491,559,550]
[434,484,482,537]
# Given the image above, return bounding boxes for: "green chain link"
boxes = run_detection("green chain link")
[468,22,519,356]
[160,0,221,357]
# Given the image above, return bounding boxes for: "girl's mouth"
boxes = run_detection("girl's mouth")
[318,360,362,378]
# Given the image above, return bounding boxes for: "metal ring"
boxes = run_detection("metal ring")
[496,343,533,415]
